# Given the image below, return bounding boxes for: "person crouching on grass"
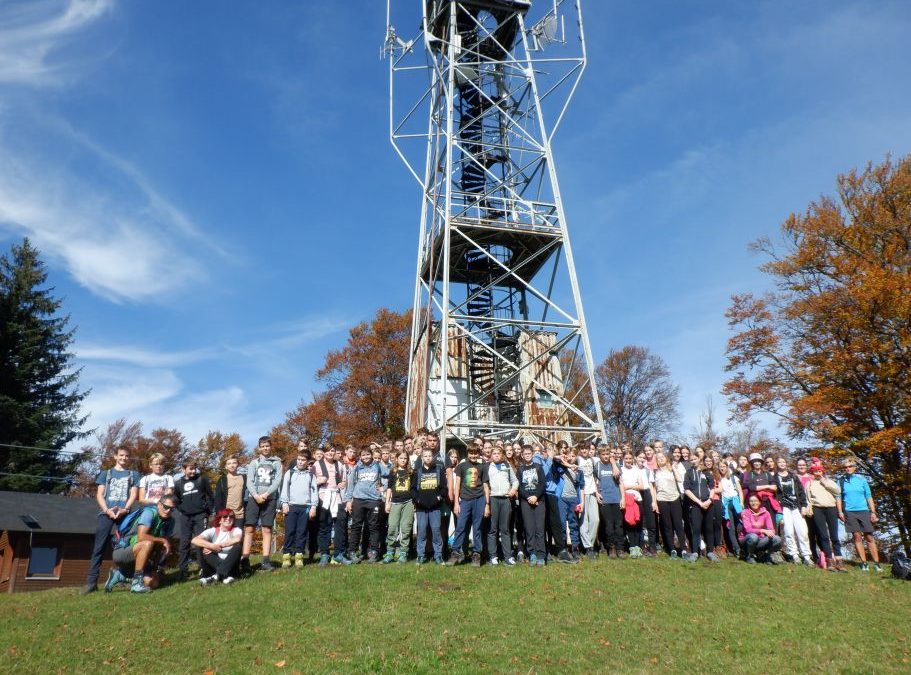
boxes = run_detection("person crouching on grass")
[193,509,243,585]
[280,450,319,569]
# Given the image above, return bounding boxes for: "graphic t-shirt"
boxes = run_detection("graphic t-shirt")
[576,456,596,493]
[197,526,242,559]
[127,506,175,546]
[595,461,621,504]
[96,468,140,511]
[388,469,413,503]
[519,465,542,496]
[456,460,485,500]
[139,473,174,503]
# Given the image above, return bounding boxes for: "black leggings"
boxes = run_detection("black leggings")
[201,546,240,579]
[598,502,624,551]
[688,502,716,553]
[657,499,685,555]
[812,506,842,558]
[639,489,657,549]
[545,494,565,554]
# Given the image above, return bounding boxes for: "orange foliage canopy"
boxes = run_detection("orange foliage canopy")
[724,155,911,552]
[275,308,411,448]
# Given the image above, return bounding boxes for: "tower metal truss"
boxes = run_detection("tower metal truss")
[385,0,604,446]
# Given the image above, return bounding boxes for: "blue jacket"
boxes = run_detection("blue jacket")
[552,462,583,501]
[343,461,388,502]
[533,455,559,495]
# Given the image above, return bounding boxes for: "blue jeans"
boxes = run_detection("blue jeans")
[557,495,581,547]
[283,504,312,554]
[453,496,485,554]
[415,508,442,559]
[86,512,115,586]
[742,533,782,558]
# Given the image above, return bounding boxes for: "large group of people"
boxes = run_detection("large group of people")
[81,432,883,595]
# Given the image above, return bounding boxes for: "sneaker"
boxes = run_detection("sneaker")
[746,556,757,564]
[130,579,152,594]
[707,552,720,563]
[471,552,481,567]
[366,551,379,564]
[80,584,97,596]
[294,552,305,569]
[222,576,235,585]
[571,549,581,562]
[669,550,678,560]
[859,562,870,571]
[586,550,596,562]
[629,546,642,559]
[529,554,538,566]
[104,568,126,593]
[516,551,525,563]
[416,556,426,565]
[382,552,395,564]
[643,546,657,558]
[447,552,463,566]
[281,553,292,569]
[435,557,445,565]
[873,564,883,572]
[318,554,330,567]
[396,551,408,564]
[802,557,814,567]
[332,554,353,566]
[239,558,252,576]
[260,559,275,572]
[536,557,547,566]
[489,557,499,566]
[349,553,363,565]
[686,553,699,563]
[557,550,574,564]
[504,557,517,566]
[199,574,218,586]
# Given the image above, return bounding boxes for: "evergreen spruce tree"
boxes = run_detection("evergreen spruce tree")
[0,238,89,492]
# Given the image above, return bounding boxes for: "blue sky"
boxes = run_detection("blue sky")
[1,0,909,450]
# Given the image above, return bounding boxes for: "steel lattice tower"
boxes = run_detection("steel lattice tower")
[385,0,604,446]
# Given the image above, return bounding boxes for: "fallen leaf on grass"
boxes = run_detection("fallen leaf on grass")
[275,661,286,668]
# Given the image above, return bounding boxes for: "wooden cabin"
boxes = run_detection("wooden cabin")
[0,491,112,593]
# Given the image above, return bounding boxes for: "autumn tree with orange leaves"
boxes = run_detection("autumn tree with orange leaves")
[275,308,411,447]
[724,155,911,554]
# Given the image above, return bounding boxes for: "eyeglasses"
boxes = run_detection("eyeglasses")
[160,504,175,512]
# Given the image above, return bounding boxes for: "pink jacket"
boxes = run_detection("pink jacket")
[739,507,774,541]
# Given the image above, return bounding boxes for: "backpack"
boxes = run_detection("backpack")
[892,552,911,581]
[111,506,150,549]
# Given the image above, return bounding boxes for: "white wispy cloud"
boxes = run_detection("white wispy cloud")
[76,344,220,368]
[0,0,113,87]
[0,109,224,302]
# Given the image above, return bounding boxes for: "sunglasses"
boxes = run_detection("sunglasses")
[160,504,175,512]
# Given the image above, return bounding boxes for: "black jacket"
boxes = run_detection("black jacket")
[683,467,714,503]
[775,472,808,510]
[411,462,448,511]
[174,473,213,516]
[214,472,247,512]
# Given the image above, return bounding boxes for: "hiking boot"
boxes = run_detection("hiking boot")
[504,557,517,566]
[130,579,152,594]
[834,559,848,573]
[382,552,395,564]
[318,554,330,567]
[104,568,126,593]
[366,551,379,564]
[260,559,275,571]
[447,552,463,566]
[629,546,642,559]
[571,548,581,562]
[281,553,292,569]
[471,552,481,567]
[294,552,305,568]
[643,546,657,558]
[396,550,408,564]
[557,550,574,564]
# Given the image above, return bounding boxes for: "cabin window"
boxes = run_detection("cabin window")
[536,389,555,407]
[26,537,61,579]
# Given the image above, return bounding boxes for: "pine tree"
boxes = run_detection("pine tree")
[0,238,89,492]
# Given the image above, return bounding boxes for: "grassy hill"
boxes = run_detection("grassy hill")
[2,557,909,673]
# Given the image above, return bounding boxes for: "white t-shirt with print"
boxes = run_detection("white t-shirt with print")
[139,473,175,503]
[620,466,646,500]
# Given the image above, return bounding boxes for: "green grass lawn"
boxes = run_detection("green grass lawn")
[2,557,909,674]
